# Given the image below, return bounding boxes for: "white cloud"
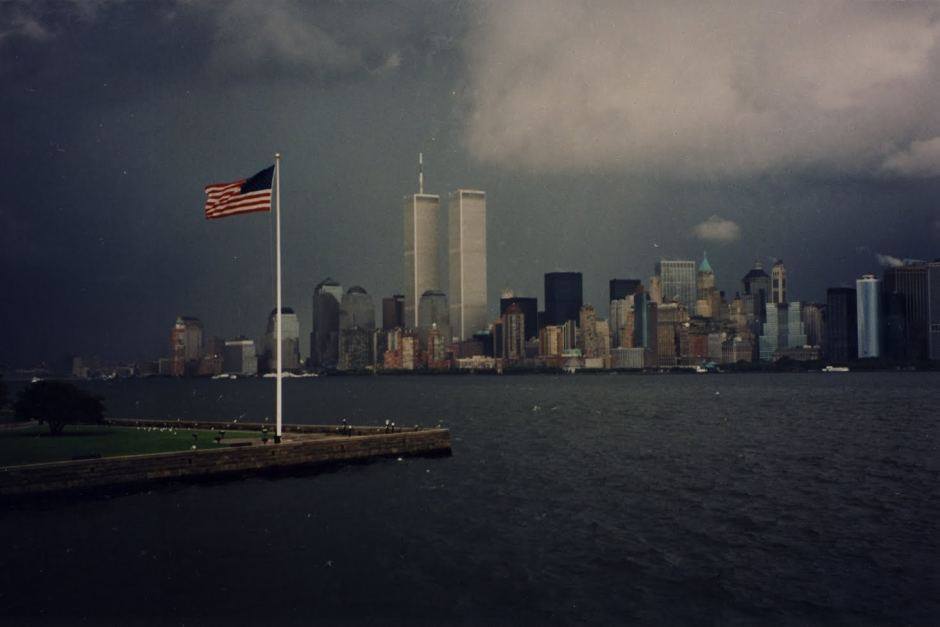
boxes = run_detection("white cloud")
[464,1,940,178]
[876,253,904,268]
[693,216,740,243]
[882,136,940,177]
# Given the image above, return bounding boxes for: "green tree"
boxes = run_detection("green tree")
[14,380,104,436]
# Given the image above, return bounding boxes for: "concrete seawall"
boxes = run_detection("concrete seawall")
[0,424,451,498]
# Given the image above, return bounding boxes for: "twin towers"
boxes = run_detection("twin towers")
[403,154,487,342]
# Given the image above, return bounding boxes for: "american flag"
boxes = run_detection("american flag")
[204,165,274,219]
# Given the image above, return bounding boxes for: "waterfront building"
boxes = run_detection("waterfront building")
[223,339,257,375]
[264,307,301,372]
[578,305,604,358]
[561,319,578,352]
[382,294,404,331]
[169,319,185,376]
[401,332,418,370]
[338,287,375,370]
[418,290,450,346]
[502,303,526,361]
[856,274,883,359]
[169,316,203,376]
[707,332,724,362]
[883,263,929,361]
[610,347,644,369]
[448,189,487,340]
[595,319,611,358]
[340,286,376,332]
[539,325,563,357]
[929,261,940,360]
[771,260,787,304]
[500,295,538,341]
[338,329,372,371]
[456,355,496,370]
[883,291,908,361]
[655,301,686,367]
[759,302,807,361]
[802,303,825,348]
[632,289,651,350]
[609,279,642,302]
[655,260,697,312]
[311,278,343,369]
[825,287,858,363]
[544,272,583,326]
[426,324,448,367]
[609,297,635,348]
[722,336,754,364]
[403,154,440,329]
[775,345,821,362]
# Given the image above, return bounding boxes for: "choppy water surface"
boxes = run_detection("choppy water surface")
[2,373,938,625]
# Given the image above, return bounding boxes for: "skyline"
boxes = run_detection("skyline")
[2,1,939,366]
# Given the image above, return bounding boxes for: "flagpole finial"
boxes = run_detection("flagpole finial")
[275,152,281,159]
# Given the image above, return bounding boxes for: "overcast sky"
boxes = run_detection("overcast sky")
[2,0,939,367]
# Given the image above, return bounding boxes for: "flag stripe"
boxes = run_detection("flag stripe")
[203,166,273,219]
[206,193,272,217]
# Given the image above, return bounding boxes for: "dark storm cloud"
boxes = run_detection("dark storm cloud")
[0,0,937,368]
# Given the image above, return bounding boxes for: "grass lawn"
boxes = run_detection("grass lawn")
[0,424,263,467]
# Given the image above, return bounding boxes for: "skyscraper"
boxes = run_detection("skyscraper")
[856,274,882,359]
[655,260,696,312]
[223,338,258,376]
[339,287,375,331]
[826,287,858,363]
[339,287,375,371]
[418,290,450,347]
[311,278,343,369]
[929,261,940,360]
[502,303,525,361]
[500,295,538,341]
[771,260,787,304]
[264,307,301,372]
[403,154,440,329]
[544,272,583,326]
[801,303,825,347]
[382,294,404,331]
[448,189,487,340]
[695,253,717,318]
[883,263,929,361]
[742,262,771,299]
[609,279,642,302]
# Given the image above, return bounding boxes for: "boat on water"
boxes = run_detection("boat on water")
[822,365,850,373]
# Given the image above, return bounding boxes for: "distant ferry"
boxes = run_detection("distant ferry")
[822,366,850,373]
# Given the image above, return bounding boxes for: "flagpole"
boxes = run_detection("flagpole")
[275,152,283,443]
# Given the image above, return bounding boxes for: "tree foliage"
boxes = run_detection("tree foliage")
[14,380,105,436]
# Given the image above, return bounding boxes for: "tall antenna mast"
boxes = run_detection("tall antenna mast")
[418,152,424,194]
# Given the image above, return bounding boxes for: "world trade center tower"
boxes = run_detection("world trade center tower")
[449,189,487,340]
[403,154,440,328]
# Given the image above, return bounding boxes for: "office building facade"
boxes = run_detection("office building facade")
[856,274,882,359]
[825,288,857,363]
[311,278,343,369]
[544,272,583,326]
[448,189,487,340]
[403,159,440,329]
[500,296,538,341]
[656,260,697,312]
